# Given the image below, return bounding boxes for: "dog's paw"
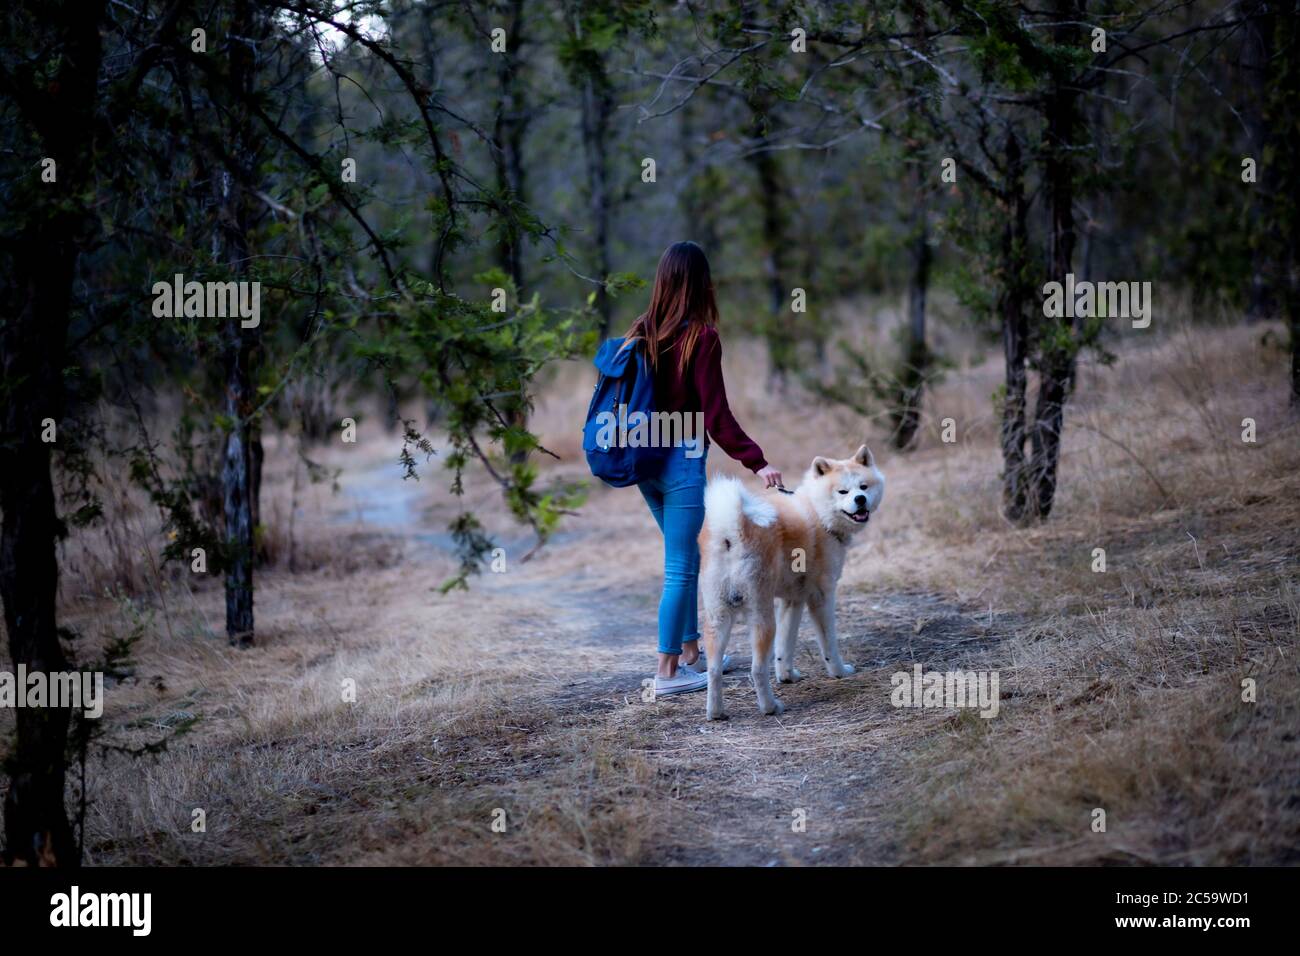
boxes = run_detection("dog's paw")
[831,662,856,678]
[706,706,729,721]
[760,698,785,716]
[776,667,804,684]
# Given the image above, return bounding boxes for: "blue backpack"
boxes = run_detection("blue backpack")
[582,337,671,487]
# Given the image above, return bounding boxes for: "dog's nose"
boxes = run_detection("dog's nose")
[854,494,867,509]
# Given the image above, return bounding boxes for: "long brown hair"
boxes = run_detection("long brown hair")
[623,241,718,372]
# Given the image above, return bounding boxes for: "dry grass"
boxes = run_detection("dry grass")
[3,308,1297,866]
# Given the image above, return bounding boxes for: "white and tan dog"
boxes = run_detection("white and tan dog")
[698,446,884,720]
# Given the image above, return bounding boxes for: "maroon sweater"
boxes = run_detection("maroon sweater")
[653,326,767,472]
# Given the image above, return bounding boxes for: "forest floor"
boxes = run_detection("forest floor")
[19,317,1300,865]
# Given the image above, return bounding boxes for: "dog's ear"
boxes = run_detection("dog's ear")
[812,456,833,477]
[852,445,875,468]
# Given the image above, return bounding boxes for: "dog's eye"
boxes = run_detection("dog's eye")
[838,489,848,495]
[859,484,868,490]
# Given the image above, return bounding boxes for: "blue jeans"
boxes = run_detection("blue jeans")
[638,446,708,656]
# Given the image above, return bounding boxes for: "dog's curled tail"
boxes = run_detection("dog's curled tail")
[703,476,778,547]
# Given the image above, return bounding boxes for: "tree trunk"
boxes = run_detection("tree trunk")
[746,98,793,385]
[1027,1,1083,520]
[1,252,79,867]
[999,132,1032,522]
[1271,6,1300,401]
[894,159,931,450]
[678,98,721,256]
[493,0,528,294]
[0,0,107,867]
[217,170,255,644]
[577,60,614,337]
[217,0,260,645]
[1241,0,1277,321]
[495,0,532,464]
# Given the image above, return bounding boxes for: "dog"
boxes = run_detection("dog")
[698,445,884,720]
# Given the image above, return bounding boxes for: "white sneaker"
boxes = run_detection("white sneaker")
[653,669,710,697]
[680,654,732,675]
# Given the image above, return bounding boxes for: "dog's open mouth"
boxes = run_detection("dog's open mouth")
[843,509,870,524]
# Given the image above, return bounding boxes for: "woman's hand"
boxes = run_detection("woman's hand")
[757,464,783,489]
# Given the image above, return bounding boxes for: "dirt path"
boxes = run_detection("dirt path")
[332,458,1013,865]
[68,327,1300,866]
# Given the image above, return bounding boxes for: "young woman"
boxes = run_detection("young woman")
[623,241,783,696]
